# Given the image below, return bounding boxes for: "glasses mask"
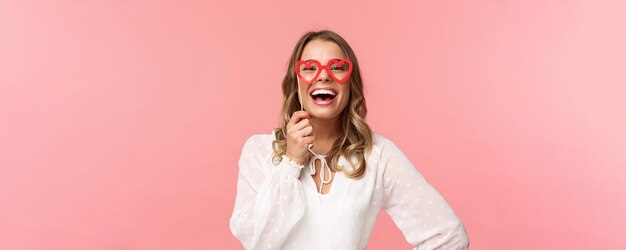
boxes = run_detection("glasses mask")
[295,58,353,84]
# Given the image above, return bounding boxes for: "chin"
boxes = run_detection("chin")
[312,112,340,119]
[309,105,346,119]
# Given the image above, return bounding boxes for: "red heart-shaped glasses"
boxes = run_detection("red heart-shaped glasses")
[295,58,353,84]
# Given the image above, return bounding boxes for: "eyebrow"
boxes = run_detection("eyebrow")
[304,58,343,62]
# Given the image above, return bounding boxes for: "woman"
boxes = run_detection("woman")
[229,30,470,250]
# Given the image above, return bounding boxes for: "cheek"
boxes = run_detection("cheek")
[342,88,350,100]
[340,89,350,104]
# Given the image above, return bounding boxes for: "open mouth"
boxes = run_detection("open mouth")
[310,89,337,106]
[311,93,336,102]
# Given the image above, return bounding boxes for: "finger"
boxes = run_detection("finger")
[290,125,311,141]
[292,117,311,131]
[303,135,315,145]
[298,125,313,137]
[287,118,309,137]
[288,111,311,126]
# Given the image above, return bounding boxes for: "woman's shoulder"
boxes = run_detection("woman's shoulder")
[243,130,275,143]
[238,130,277,175]
[371,131,395,149]
[240,129,277,154]
[370,131,408,160]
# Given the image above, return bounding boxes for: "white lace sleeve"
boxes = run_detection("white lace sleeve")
[380,139,470,250]
[229,135,306,250]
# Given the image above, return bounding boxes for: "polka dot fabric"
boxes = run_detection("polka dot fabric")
[229,131,470,250]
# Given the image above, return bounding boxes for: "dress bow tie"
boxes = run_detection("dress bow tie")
[307,144,333,195]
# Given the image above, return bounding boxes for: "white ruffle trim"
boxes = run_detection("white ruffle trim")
[281,155,305,169]
[280,155,305,178]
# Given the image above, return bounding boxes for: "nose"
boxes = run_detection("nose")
[317,68,332,82]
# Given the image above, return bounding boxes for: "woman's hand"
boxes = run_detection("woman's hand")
[285,111,315,165]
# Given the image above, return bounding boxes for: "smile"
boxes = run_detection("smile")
[310,89,337,106]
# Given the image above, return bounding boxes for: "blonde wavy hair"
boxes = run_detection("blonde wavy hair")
[271,30,373,179]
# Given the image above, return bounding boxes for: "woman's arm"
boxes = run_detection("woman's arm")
[380,139,470,250]
[229,135,306,249]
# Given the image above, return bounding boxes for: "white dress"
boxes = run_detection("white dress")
[229,130,470,250]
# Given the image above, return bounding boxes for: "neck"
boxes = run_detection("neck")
[310,116,342,144]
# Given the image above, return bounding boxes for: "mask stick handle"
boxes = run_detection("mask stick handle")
[297,79,315,161]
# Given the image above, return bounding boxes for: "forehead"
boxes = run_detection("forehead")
[300,40,346,63]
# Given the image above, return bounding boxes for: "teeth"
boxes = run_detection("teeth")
[311,89,337,96]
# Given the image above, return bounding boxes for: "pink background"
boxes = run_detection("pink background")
[1,0,625,249]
